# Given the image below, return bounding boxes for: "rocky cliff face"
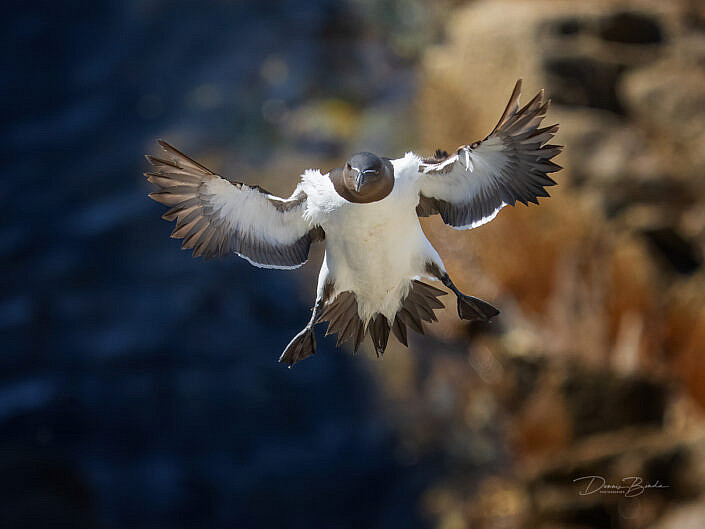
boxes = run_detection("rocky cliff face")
[369,1,705,528]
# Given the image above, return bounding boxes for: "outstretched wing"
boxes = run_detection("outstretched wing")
[416,79,562,230]
[146,140,323,268]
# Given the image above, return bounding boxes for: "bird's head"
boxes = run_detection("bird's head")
[341,152,394,202]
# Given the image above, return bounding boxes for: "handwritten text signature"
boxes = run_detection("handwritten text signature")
[573,476,669,498]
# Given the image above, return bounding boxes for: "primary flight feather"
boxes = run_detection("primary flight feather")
[146,79,562,366]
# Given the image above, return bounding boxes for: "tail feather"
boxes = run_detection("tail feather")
[313,280,447,357]
[392,315,408,347]
[368,314,390,357]
[392,280,447,348]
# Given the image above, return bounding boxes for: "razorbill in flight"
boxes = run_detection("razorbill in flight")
[146,79,562,366]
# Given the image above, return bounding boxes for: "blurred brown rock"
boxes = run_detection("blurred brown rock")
[649,497,705,529]
[414,0,704,389]
[371,1,705,528]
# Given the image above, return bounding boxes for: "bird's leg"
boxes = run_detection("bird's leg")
[439,273,500,322]
[279,299,324,367]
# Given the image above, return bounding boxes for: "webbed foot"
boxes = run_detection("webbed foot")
[279,326,316,367]
[457,294,500,322]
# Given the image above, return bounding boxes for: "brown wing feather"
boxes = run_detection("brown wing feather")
[417,80,562,229]
[146,140,324,267]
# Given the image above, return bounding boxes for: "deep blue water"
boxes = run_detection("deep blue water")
[1,2,432,527]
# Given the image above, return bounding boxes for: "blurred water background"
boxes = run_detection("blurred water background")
[3,1,705,528]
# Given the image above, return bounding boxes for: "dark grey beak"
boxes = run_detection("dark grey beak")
[354,172,367,192]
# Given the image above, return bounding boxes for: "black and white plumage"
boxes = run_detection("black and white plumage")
[145,141,323,267]
[416,80,561,228]
[146,79,562,366]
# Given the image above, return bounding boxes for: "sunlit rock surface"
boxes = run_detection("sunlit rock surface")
[367,1,705,528]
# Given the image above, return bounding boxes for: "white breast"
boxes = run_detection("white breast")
[301,154,437,323]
